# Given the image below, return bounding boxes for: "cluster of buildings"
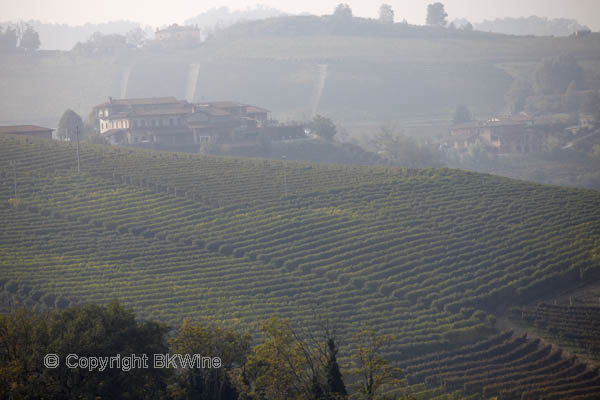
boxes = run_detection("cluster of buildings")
[1,101,551,158]
[95,97,305,150]
[445,115,543,154]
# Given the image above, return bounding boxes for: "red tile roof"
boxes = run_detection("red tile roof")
[0,125,54,134]
[246,106,270,114]
[201,101,248,109]
[96,97,182,108]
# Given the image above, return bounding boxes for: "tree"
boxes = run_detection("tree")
[426,3,448,27]
[245,317,315,400]
[462,22,474,31]
[580,89,600,118]
[505,79,534,114]
[72,32,130,55]
[378,4,394,24]
[309,115,337,141]
[126,26,147,47]
[373,124,444,168]
[0,302,171,399]
[57,109,84,141]
[19,24,40,52]
[349,329,402,400]
[325,338,347,399]
[244,317,341,400]
[453,105,472,125]
[0,26,18,52]
[564,80,579,112]
[170,320,251,400]
[534,55,584,95]
[333,4,353,19]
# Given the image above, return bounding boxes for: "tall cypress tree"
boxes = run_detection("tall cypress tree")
[325,338,347,399]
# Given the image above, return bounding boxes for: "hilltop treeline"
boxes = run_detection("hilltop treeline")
[212,14,502,41]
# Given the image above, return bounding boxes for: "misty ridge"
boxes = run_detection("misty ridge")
[0,7,591,51]
[0,6,285,51]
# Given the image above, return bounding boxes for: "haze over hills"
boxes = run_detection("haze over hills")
[457,16,590,36]
[0,20,146,51]
[476,16,590,36]
[1,14,599,128]
[0,6,286,51]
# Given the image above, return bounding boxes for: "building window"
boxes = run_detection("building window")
[141,120,146,127]
[169,118,173,126]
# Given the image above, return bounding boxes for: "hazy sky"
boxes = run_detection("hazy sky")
[2,0,599,30]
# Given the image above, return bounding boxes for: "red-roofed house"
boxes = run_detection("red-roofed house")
[0,125,54,139]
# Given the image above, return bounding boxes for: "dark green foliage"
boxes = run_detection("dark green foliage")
[57,109,84,142]
[308,115,337,141]
[325,339,347,398]
[452,105,472,125]
[505,79,534,114]
[0,302,170,399]
[534,55,584,95]
[169,320,251,400]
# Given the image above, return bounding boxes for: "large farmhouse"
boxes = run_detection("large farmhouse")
[94,97,272,150]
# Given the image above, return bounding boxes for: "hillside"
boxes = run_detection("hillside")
[1,17,600,128]
[2,136,600,398]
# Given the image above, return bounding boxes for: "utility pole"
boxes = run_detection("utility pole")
[75,125,81,173]
[282,155,288,197]
[11,161,17,199]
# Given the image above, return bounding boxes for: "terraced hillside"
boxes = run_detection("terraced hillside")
[2,135,600,398]
[512,302,600,365]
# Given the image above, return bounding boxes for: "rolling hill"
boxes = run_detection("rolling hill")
[1,16,600,129]
[1,135,600,398]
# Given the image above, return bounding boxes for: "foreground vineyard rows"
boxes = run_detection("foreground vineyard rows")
[1,136,600,399]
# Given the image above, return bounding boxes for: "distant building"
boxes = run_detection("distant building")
[93,97,299,151]
[155,24,201,47]
[0,125,54,139]
[448,115,542,154]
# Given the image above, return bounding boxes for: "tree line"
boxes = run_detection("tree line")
[0,23,40,52]
[0,302,404,400]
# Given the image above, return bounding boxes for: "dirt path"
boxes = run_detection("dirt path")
[495,305,600,369]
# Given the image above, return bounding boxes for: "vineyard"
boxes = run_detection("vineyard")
[512,302,600,364]
[1,135,600,398]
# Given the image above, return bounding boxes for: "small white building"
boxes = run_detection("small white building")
[155,24,201,47]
